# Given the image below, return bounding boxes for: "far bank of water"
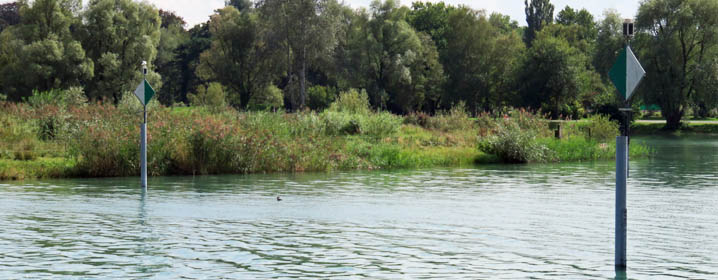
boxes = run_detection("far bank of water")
[0,134,716,278]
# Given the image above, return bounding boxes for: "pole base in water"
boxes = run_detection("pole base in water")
[141,123,147,189]
[616,136,628,268]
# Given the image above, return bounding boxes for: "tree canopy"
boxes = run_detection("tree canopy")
[0,0,717,129]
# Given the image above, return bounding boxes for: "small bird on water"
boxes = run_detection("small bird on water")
[276,196,282,201]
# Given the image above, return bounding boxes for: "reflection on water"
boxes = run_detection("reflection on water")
[614,269,627,280]
[0,135,716,278]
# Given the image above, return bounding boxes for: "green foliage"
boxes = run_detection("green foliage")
[524,0,554,47]
[0,3,20,34]
[408,1,455,52]
[539,137,609,162]
[307,85,337,111]
[81,0,161,103]
[199,6,277,108]
[358,111,403,138]
[188,82,228,111]
[156,10,190,105]
[443,7,523,113]
[518,32,584,119]
[24,88,87,108]
[0,0,93,100]
[259,0,342,109]
[636,0,718,130]
[582,114,619,142]
[336,1,444,113]
[427,101,475,131]
[479,120,554,163]
[594,10,624,81]
[329,89,370,115]
[248,84,284,111]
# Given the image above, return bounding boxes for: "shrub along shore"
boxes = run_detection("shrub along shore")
[0,91,651,181]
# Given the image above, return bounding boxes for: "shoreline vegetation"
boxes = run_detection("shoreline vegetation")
[0,90,655,181]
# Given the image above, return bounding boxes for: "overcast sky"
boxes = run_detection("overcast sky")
[2,0,640,28]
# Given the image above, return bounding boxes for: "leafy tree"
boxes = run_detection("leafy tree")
[0,0,93,100]
[159,9,186,29]
[226,0,253,12]
[80,0,161,103]
[551,6,597,55]
[524,0,554,47]
[518,31,583,118]
[635,0,718,129]
[489,12,520,34]
[258,0,341,110]
[198,6,278,108]
[306,85,337,111]
[156,10,189,105]
[248,84,284,111]
[0,2,20,33]
[188,82,227,110]
[443,7,523,113]
[407,1,454,53]
[593,10,624,80]
[173,23,212,104]
[336,0,444,113]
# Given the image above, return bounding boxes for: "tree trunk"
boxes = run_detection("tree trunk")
[299,46,306,109]
[663,108,683,130]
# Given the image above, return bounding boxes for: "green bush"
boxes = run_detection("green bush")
[240,110,290,136]
[583,114,619,142]
[321,111,355,136]
[25,89,64,108]
[358,111,402,138]
[427,101,474,131]
[329,89,370,115]
[404,111,430,127]
[63,87,88,107]
[248,84,284,111]
[479,121,554,163]
[288,111,326,137]
[320,111,401,138]
[307,85,336,111]
[24,88,87,108]
[502,108,552,136]
[188,82,227,111]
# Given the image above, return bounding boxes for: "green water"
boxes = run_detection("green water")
[1,135,716,279]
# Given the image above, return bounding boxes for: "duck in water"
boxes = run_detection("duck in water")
[276,196,282,201]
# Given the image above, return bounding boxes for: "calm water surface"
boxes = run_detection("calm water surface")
[1,135,716,279]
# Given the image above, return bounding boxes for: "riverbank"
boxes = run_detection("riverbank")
[632,120,718,135]
[1,101,650,181]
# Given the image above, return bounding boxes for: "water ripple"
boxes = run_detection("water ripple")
[1,135,717,278]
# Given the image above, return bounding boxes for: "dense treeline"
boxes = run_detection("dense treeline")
[1,0,717,129]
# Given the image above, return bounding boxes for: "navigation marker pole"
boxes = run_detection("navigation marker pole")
[608,19,645,270]
[135,61,156,189]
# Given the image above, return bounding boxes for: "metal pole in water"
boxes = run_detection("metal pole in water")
[141,60,148,190]
[609,19,642,270]
[135,60,155,190]
[141,106,147,189]
[615,135,628,268]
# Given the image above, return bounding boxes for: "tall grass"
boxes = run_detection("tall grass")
[478,109,650,163]
[0,96,653,180]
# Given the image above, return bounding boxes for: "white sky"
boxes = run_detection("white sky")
[1,0,640,28]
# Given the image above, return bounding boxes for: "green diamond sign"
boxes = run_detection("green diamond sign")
[609,46,645,101]
[134,79,155,106]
